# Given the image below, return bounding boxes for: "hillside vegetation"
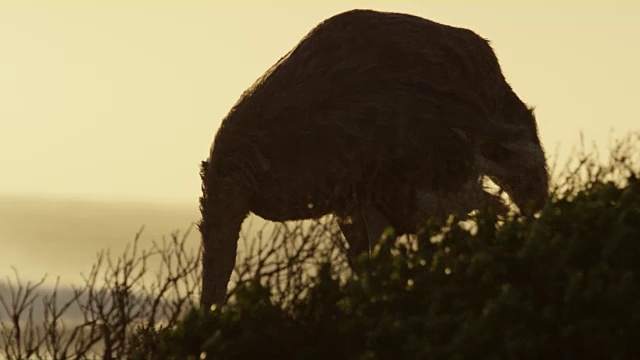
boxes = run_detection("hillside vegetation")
[130,134,640,360]
[2,133,640,359]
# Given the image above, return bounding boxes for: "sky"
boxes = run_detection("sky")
[0,195,199,283]
[1,1,639,205]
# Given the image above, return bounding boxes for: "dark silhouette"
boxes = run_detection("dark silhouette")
[199,9,549,307]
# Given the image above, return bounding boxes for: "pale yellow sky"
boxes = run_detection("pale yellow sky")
[1,1,638,205]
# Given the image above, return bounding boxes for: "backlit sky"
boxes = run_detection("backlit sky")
[1,1,638,205]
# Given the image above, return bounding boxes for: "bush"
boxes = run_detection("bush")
[131,136,640,360]
[4,133,640,359]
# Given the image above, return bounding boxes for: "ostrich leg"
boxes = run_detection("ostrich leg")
[338,214,369,269]
[338,206,393,268]
[362,206,393,249]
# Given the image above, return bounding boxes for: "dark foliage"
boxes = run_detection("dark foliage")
[133,174,640,359]
[4,133,640,359]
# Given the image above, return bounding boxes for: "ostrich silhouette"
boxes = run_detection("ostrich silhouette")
[199,9,548,307]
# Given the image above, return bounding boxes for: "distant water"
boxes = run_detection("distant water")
[0,195,327,334]
[0,195,200,285]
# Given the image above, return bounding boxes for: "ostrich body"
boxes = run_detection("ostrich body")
[199,10,549,307]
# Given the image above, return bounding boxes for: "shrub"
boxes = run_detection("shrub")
[131,136,640,360]
[3,133,640,359]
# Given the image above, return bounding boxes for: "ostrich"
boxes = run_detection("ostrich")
[199,9,549,307]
